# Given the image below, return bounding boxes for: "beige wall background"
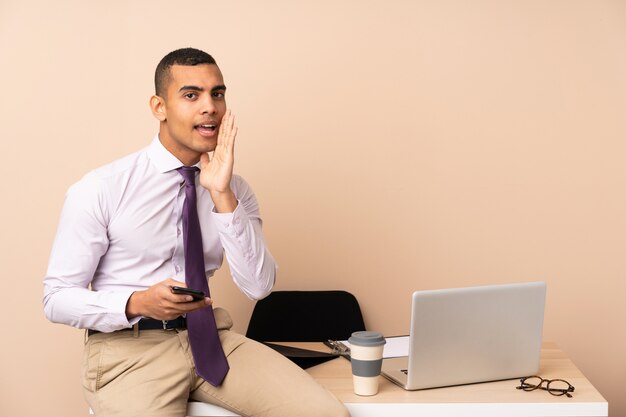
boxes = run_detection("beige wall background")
[1,0,624,415]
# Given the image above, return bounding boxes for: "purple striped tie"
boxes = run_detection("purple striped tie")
[177,166,229,386]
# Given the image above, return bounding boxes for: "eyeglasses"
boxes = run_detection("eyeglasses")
[516,376,575,398]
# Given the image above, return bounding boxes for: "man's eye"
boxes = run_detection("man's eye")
[212,92,225,99]
[185,93,197,99]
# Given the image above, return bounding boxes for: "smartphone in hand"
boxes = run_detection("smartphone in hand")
[171,286,205,301]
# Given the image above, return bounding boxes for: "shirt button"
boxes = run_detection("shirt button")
[177,228,181,236]
[234,217,240,225]
[175,265,181,273]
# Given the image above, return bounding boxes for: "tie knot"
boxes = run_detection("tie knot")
[177,166,199,185]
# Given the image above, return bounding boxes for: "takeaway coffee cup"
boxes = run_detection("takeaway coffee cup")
[348,331,386,396]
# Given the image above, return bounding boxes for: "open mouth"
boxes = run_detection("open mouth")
[195,123,218,137]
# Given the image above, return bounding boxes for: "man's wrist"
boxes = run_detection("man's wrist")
[125,291,144,319]
[210,190,238,213]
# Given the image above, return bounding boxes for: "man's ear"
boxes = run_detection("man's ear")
[149,95,167,122]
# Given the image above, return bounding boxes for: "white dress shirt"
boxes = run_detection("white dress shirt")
[43,136,277,332]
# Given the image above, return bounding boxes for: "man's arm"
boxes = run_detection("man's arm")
[42,175,134,331]
[198,110,277,299]
[212,177,277,299]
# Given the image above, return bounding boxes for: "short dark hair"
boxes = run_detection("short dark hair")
[154,48,217,97]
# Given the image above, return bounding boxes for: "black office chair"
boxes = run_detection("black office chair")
[246,290,366,342]
[246,290,366,368]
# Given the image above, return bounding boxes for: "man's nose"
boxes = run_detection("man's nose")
[201,96,217,115]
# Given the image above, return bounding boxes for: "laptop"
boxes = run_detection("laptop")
[381,281,546,390]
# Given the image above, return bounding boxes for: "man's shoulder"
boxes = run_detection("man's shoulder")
[68,146,150,197]
[89,147,150,181]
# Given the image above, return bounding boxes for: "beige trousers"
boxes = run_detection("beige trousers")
[82,308,349,417]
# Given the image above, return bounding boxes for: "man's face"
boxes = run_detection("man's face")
[153,64,227,165]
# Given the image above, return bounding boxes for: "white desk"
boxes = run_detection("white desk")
[187,342,608,417]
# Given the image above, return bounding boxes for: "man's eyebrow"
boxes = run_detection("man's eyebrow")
[178,85,227,93]
[179,85,203,93]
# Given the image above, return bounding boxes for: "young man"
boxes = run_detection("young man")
[43,48,349,417]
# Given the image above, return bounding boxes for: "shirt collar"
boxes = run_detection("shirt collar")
[147,134,201,173]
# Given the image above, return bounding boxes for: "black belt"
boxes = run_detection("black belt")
[87,316,187,336]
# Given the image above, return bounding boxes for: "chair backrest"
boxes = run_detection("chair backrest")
[245,290,366,342]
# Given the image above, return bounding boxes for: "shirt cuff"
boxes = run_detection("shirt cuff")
[108,289,141,330]
[211,200,248,237]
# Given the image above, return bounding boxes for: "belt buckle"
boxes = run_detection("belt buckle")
[162,320,175,331]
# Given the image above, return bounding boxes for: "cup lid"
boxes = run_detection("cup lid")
[348,331,386,347]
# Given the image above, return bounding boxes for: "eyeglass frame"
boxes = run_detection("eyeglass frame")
[516,375,575,398]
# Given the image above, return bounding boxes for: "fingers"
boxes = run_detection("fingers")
[156,282,189,303]
[170,296,213,318]
[153,279,212,317]
[164,282,205,304]
[161,278,187,301]
[218,109,237,152]
[221,109,234,137]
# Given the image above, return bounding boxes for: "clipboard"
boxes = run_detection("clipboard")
[262,342,339,369]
